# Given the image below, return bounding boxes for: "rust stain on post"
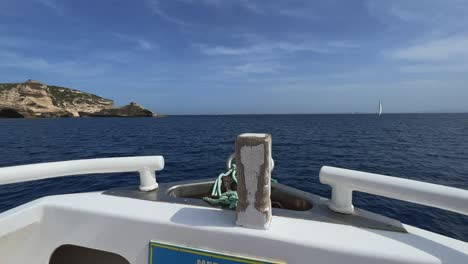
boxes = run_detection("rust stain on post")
[235,133,272,229]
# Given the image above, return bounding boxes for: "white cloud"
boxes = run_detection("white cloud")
[115,33,155,51]
[328,41,360,49]
[237,1,321,20]
[197,45,253,56]
[0,51,109,77]
[370,0,468,74]
[399,64,468,73]
[224,62,283,75]
[366,0,468,32]
[387,35,468,73]
[174,0,321,20]
[176,0,222,5]
[196,40,357,56]
[366,1,425,23]
[93,50,135,63]
[388,36,468,61]
[33,0,64,16]
[0,0,65,17]
[145,0,190,26]
[277,8,320,20]
[136,39,154,50]
[0,36,29,47]
[240,1,265,15]
[196,36,359,77]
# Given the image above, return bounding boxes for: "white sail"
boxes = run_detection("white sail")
[378,101,383,116]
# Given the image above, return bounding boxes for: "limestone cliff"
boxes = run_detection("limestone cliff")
[0,80,154,118]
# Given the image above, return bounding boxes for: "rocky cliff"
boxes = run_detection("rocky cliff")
[79,102,153,117]
[0,80,154,118]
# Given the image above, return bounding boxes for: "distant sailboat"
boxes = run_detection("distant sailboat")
[378,100,383,116]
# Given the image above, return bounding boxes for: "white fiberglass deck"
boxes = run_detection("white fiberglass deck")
[0,191,467,264]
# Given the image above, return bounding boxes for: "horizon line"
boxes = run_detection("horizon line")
[166,112,468,116]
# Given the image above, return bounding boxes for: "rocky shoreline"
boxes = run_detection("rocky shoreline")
[0,80,157,118]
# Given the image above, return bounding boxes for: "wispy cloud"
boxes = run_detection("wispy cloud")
[0,35,95,55]
[115,33,155,51]
[366,1,425,23]
[145,0,190,26]
[399,64,468,73]
[33,0,65,16]
[238,1,265,15]
[387,35,468,73]
[224,61,284,75]
[137,39,154,50]
[198,42,321,56]
[0,0,65,17]
[366,0,468,32]
[328,41,360,49]
[177,0,223,6]
[0,50,109,77]
[174,0,320,20]
[93,50,135,64]
[211,0,321,19]
[0,36,30,47]
[197,39,358,57]
[388,35,468,61]
[276,8,320,20]
[196,35,359,77]
[367,0,468,74]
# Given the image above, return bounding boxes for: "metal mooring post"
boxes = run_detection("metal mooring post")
[235,133,273,230]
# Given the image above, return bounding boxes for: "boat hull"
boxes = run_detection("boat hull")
[1,181,467,263]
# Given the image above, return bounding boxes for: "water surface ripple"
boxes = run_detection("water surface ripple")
[0,114,467,241]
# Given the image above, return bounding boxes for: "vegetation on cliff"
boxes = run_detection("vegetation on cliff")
[0,83,16,91]
[80,102,153,117]
[0,80,156,118]
[48,85,111,108]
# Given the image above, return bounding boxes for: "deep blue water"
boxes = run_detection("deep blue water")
[1,114,467,241]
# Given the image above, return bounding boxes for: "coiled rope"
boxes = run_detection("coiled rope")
[203,164,239,208]
[203,163,277,209]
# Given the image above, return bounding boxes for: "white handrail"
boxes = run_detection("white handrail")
[319,166,468,215]
[0,156,164,191]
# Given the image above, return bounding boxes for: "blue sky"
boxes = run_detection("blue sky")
[1,0,468,114]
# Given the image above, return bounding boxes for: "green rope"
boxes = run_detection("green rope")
[203,191,239,209]
[203,164,238,208]
[203,164,277,209]
[211,165,235,197]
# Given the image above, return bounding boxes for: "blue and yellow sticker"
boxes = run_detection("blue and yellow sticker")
[149,241,285,264]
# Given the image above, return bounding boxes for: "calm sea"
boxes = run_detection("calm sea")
[1,114,467,241]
